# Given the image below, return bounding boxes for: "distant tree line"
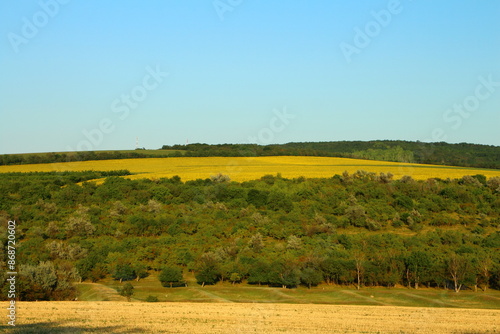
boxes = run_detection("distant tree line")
[280,141,500,169]
[0,150,178,166]
[163,140,500,169]
[0,170,499,300]
[2,140,499,169]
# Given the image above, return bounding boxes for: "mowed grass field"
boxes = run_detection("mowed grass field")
[5,273,500,333]
[3,301,499,333]
[1,156,500,182]
[87,272,500,310]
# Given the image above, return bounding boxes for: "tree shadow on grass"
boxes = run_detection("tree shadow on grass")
[0,321,145,333]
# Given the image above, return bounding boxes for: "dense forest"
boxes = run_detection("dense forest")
[1,170,500,300]
[280,141,500,169]
[162,141,500,169]
[2,140,500,169]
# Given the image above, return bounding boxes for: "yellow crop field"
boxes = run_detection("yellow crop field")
[1,156,500,182]
[3,301,499,333]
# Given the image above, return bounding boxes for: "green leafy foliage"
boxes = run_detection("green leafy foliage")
[118,282,134,301]
[159,267,184,288]
[0,170,500,300]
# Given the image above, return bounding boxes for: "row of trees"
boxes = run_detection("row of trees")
[0,151,176,166]
[161,141,500,169]
[280,141,500,169]
[188,243,497,292]
[150,239,498,292]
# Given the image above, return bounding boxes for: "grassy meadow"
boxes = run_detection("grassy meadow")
[1,156,500,182]
[78,272,500,309]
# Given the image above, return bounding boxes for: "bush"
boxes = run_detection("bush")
[146,295,159,302]
[118,282,134,301]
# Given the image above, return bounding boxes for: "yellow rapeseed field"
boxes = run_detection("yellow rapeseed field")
[1,156,500,182]
[3,301,499,333]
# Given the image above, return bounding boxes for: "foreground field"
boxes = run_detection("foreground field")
[1,156,500,182]
[2,301,499,333]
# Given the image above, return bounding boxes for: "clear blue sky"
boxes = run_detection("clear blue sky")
[1,0,499,154]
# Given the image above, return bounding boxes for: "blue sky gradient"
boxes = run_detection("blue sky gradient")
[1,0,499,154]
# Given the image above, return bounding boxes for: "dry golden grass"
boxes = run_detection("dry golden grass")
[1,156,500,182]
[2,301,499,333]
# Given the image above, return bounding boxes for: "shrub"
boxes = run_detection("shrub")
[146,295,159,302]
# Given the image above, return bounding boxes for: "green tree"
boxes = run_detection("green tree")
[345,205,368,228]
[477,253,493,291]
[195,264,220,287]
[300,268,323,289]
[320,256,353,285]
[113,263,135,283]
[352,249,366,290]
[195,253,221,287]
[247,189,269,208]
[89,263,108,283]
[405,251,432,289]
[268,260,300,289]
[267,190,294,212]
[230,272,241,285]
[247,261,270,286]
[159,266,184,288]
[65,211,96,237]
[119,282,134,301]
[446,253,469,293]
[132,262,149,281]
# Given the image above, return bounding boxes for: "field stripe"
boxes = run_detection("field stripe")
[77,283,127,302]
[189,288,234,303]
[338,290,390,306]
[397,291,456,308]
[2,156,500,182]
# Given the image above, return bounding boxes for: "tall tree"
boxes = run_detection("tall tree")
[446,253,469,293]
[352,249,366,290]
[405,251,432,289]
[159,266,184,288]
[300,268,323,289]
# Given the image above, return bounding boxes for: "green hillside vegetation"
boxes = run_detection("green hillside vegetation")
[1,170,499,301]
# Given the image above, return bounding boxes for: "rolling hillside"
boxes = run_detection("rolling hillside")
[2,140,500,170]
[1,156,500,182]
